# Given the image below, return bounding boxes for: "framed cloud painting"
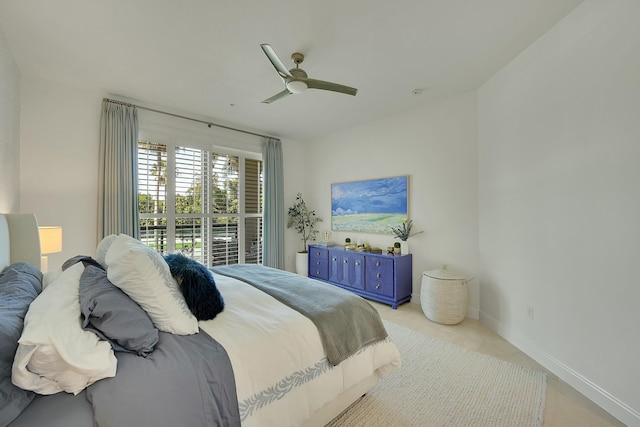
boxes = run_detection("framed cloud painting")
[331,176,408,234]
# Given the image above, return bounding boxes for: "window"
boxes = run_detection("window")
[138,140,263,266]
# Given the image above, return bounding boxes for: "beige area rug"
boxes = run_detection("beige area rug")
[327,321,546,427]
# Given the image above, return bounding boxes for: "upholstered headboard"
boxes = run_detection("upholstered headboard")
[0,213,42,271]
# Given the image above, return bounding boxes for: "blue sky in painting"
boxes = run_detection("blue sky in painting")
[332,176,407,215]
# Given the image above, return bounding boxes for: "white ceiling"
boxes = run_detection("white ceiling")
[0,0,583,142]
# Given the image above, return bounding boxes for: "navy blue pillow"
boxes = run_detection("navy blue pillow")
[0,262,42,427]
[163,254,224,321]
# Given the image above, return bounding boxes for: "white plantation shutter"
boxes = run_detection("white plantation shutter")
[245,159,263,264]
[210,154,239,265]
[138,140,262,266]
[138,142,168,252]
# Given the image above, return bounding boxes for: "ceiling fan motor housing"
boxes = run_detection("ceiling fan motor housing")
[289,68,308,79]
[286,68,309,93]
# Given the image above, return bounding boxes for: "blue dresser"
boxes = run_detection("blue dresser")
[308,245,412,309]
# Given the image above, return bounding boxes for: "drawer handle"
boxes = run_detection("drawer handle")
[376,273,380,278]
[332,257,337,261]
[376,261,380,267]
[376,284,381,289]
[343,259,348,264]
[316,270,320,275]
[316,260,321,265]
[355,261,360,266]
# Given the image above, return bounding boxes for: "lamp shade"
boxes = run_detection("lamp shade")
[39,227,63,254]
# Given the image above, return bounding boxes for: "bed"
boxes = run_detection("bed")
[0,213,401,427]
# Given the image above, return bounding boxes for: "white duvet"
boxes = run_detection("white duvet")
[200,274,401,427]
[11,264,117,395]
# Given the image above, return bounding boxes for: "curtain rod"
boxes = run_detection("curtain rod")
[103,98,275,139]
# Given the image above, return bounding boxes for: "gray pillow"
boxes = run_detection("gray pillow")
[0,262,42,427]
[79,264,159,357]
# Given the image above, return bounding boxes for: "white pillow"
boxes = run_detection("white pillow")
[95,234,117,268]
[104,234,198,335]
[12,263,117,395]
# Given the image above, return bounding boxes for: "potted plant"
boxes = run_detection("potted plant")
[287,193,323,275]
[390,219,422,254]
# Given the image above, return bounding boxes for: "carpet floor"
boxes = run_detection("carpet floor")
[326,321,546,427]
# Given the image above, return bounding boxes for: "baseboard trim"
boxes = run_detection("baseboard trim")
[479,311,639,426]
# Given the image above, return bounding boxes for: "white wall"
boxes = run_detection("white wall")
[282,139,307,273]
[19,74,103,270]
[478,1,640,424]
[304,91,479,315]
[0,28,20,213]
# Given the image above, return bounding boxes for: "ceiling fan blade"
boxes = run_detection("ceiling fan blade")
[260,44,293,79]
[304,78,358,96]
[262,89,292,104]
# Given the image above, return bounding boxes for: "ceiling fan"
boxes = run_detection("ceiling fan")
[260,44,358,104]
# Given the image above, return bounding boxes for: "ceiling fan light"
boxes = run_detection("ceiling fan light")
[286,80,307,94]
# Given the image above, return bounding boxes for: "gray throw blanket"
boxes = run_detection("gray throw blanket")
[212,264,388,365]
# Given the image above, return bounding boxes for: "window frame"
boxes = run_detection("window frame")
[137,126,263,266]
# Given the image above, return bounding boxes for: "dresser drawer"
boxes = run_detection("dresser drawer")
[309,247,329,260]
[309,257,329,280]
[365,257,394,297]
[309,247,329,280]
[365,277,394,297]
[366,257,394,284]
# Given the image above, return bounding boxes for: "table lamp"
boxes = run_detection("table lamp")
[39,226,62,273]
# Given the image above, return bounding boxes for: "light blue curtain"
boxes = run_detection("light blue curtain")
[262,137,284,269]
[98,99,140,240]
